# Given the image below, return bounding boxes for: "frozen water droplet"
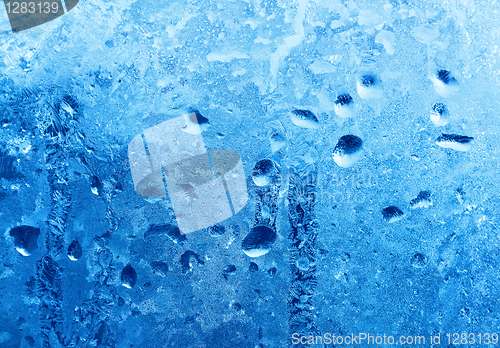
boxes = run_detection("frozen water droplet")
[249,262,259,272]
[225,264,236,273]
[9,225,40,256]
[90,176,102,196]
[209,224,225,237]
[267,267,277,276]
[436,134,474,151]
[334,94,354,118]
[430,103,450,127]
[290,109,320,129]
[117,297,125,306]
[145,224,187,244]
[252,159,277,186]
[181,110,210,135]
[357,73,383,99]
[67,239,83,261]
[333,135,363,168]
[121,264,137,289]
[382,206,404,223]
[270,132,286,153]
[223,264,236,279]
[410,253,428,268]
[409,191,432,209]
[242,226,277,257]
[150,261,169,276]
[431,69,459,97]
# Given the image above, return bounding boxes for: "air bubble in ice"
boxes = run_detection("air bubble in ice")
[334,94,354,118]
[252,159,276,186]
[9,225,40,256]
[290,109,320,129]
[357,74,383,99]
[241,225,277,258]
[121,264,138,289]
[381,206,404,223]
[67,239,83,261]
[430,103,450,127]
[333,135,363,168]
[435,134,474,152]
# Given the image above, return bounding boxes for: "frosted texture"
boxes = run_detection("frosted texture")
[1,0,499,347]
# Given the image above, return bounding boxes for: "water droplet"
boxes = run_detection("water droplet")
[270,132,286,153]
[267,267,277,276]
[252,159,277,186]
[209,224,225,237]
[357,73,383,99]
[410,253,428,268]
[430,103,450,127]
[181,110,210,134]
[436,134,474,152]
[150,261,169,276]
[67,239,83,261]
[382,206,404,223]
[409,191,432,209]
[333,135,363,168]
[9,225,40,256]
[290,109,319,129]
[431,69,459,97]
[120,264,137,289]
[242,226,277,257]
[249,262,259,272]
[334,94,354,118]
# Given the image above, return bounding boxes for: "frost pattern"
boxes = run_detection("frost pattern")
[287,169,322,347]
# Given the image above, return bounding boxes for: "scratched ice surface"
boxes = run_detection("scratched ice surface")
[0,0,500,347]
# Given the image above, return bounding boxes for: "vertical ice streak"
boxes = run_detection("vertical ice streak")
[36,97,78,348]
[36,255,64,348]
[287,168,323,347]
[77,206,118,347]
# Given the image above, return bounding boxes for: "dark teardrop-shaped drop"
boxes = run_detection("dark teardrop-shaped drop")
[121,264,138,289]
[67,239,83,261]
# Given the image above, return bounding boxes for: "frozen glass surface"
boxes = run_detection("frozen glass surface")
[0,0,499,347]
